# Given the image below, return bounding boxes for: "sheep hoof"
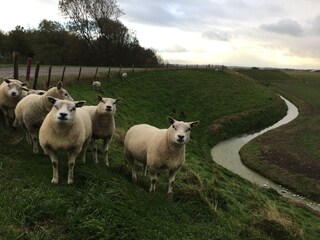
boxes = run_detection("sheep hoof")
[167,192,173,200]
[132,176,137,183]
[67,179,74,185]
[51,178,58,184]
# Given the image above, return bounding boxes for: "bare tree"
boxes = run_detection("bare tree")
[59,0,124,46]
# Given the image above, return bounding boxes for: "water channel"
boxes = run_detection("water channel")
[211,96,320,212]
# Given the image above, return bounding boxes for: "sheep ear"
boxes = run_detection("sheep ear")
[38,91,45,95]
[56,81,63,89]
[168,116,176,125]
[47,96,57,105]
[21,82,28,87]
[75,101,86,108]
[115,98,122,104]
[96,95,103,102]
[4,79,10,84]
[189,120,200,128]
[22,87,29,92]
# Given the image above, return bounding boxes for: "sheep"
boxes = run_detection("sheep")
[39,97,92,184]
[14,81,73,153]
[0,79,28,126]
[92,81,101,91]
[124,116,199,195]
[121,72,127,80]
[27,89,46,95]
[82,95,122,165]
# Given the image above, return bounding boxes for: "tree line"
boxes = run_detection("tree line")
[0,0,163,67]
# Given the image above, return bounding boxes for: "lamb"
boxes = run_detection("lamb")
[39,97,92,184]
[82,95,122,165]
[92,81,101,91]
[0,79,28,126]
[14,81,73,153]
[121,72,127,80]
[124,116,199,195]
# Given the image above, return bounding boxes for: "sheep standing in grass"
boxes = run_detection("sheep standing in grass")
[14,81,73,153]
[124,116,199,195]
[82,95,122,165]
[0,79,28,126]
[39,97,92,184]
[121,72,127,80]
[92,81,101,91]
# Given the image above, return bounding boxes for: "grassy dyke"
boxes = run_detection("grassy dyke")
[240,69,320,202]
[0,69,319,239]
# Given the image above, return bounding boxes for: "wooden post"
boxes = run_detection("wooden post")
[61,65,66,82]
[118,65,122,76]
[26,58,32,81]
[132,64,135,73]
[77,66,82,81]
[13,52,19,79]
[46,66,52,90]
[107,67,111,79]
[94,67,99,81]
[33,62,40,90]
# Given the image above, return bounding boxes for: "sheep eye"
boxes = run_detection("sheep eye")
[186,128,191,132]
[70,107,76,111]
[64,93,69,96]
[172,125,176,130]
[54,105,59,109]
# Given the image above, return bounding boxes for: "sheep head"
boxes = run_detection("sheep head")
[47,97,85,125]
[4,79,27,98]
[96,95,122,115]
[167,116,199,145]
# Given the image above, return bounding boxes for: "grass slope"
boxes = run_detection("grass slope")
[0,69,319,239]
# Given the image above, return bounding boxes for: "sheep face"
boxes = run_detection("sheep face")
[4,79,27,98]
[96,95,122,115]
[168,116,199,145]
[47,97,85,125]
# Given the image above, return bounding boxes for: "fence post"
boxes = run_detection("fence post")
[118,65,122,76]
[132,64,135,73]
[13,52,19,79]
[46,66,52,90]
[61,65,66,82]
[94,67,99,81]
[77,66,82,81]
[33,62,40,90]
[107,67,111,79]
[26,58,32,81]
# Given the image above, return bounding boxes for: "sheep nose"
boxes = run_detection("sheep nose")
[106,105,112,111]
[178,135,184,139]
[60,112,68,118]
[11,92,17,96]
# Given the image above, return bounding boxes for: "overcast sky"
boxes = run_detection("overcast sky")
[1,0,320,69]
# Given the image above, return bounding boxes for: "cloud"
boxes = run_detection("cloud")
[161,44,188,53]
[202,30,231,41]
[260,19,303,36]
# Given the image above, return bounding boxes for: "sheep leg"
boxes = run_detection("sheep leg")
[30,132,39,153]
[80,138,91,163]
[142,162,148,177]
[67,151,79,184]
[47,151,59,184]
[103,137,112,166]
[168,168,180,195]
[91,139,98,164]
[0,108,10,127]
[149,168,158,194]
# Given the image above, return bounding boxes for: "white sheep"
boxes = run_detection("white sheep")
[82,95,122,165]
[121,72,127,80]
[92,81,101,91]
[14,81,73,153]
[124,116,199,195]
[39,97,92,184]
[0,79,28,126]
[27,89,46,95]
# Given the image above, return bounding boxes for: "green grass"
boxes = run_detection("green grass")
[1,69,319,239]
[240,69,320,202]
